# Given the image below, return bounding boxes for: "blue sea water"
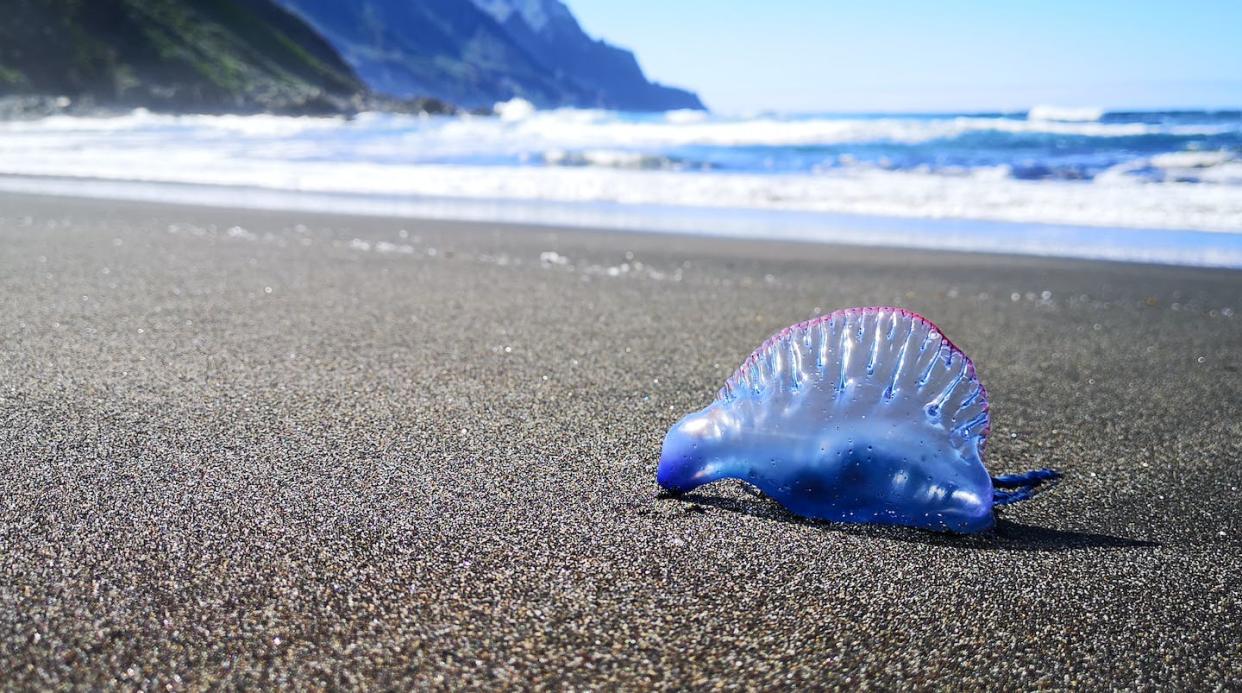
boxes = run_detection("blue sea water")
[463,106,1242,185]
[0,104,1239,265]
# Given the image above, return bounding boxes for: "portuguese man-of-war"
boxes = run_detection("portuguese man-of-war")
[656,307,1060,533]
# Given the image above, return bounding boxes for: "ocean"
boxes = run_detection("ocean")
[1,103,1240,267]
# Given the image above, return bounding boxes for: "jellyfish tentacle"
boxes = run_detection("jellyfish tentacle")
[991,468,1062,506]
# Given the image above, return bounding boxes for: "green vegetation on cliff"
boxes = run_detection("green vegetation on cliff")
[0,0,370,114]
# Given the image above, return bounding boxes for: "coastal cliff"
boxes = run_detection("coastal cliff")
[274,0,704,111]
[0,0,380,115]
[0,0,702,115]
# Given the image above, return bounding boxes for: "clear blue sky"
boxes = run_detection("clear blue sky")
[568,0,1242,113]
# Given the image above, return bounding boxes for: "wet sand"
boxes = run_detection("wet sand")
[1,192,1239,688]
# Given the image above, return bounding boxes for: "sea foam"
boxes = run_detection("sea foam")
[1027,105,1105,122]
[0,107,1239,266]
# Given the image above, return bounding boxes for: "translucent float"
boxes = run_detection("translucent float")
[657,307,1059,533]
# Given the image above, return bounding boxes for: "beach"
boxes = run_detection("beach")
[1,191,1239,687]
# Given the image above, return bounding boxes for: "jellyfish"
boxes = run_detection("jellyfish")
[657,307,1059,533]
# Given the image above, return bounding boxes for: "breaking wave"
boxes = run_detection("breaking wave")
[0,105,1239,262]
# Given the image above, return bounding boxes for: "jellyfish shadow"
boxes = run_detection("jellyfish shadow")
[670,488,1160,552]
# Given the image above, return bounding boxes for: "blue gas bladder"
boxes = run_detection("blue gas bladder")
[656,307,1059,534]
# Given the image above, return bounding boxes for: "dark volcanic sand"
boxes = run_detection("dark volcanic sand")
[1,192,1239,689]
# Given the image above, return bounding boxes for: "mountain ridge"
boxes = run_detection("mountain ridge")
[477,0,702,111]
[0,0,702,116]
[0,0,404,115]
[274,0,704,111]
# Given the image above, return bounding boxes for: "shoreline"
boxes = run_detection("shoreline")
[1,191,1239,687]
[2,175,1241,270]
